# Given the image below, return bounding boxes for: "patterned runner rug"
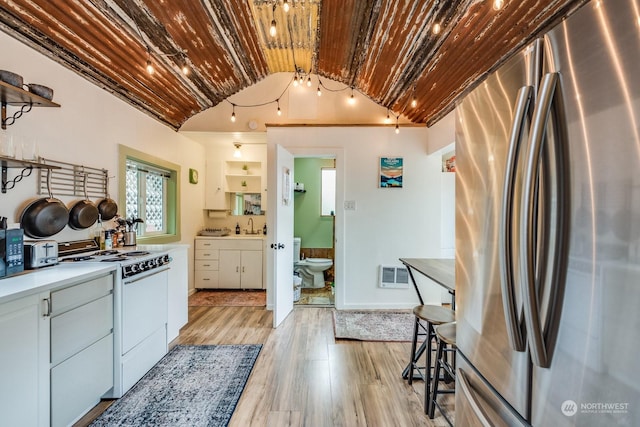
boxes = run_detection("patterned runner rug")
[90,344,261,426]
[332,310,414,342]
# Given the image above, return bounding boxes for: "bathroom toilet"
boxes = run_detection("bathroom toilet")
[293,237,333,289]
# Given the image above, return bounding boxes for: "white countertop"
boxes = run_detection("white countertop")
[0,263,117,305]
[195,235,265,239]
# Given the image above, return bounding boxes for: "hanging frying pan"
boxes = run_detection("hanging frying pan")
[97,175,118,220]
[20,169,69,238]
[68,172,99,230]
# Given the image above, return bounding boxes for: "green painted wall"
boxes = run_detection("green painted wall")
[294,158,334,248]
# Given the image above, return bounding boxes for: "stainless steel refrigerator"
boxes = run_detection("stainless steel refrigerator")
[454,0,640,425]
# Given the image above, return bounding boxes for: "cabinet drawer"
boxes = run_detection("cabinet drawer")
[195,239,218,250]
[51,294,113,366]
[195,270,219,288]
[51,334,113,427]
[195,259,219,270]
[51,274,113,315]
[195,249,219,260]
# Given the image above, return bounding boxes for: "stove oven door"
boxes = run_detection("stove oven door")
[121,267,169,393]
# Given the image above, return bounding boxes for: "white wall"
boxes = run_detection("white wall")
[267,126,453,309]
[1,31,205,290]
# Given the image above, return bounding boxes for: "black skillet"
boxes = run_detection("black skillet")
[68,173,99,230]
[97,175,118,220]
[20,169,69,238]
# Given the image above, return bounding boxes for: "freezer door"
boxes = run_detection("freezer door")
[455,46,533,418]
[456,354,529,427]
[530,1,640,426]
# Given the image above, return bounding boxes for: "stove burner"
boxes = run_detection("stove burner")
[123,251,150,257]
[62,256,96,262]
[94,250,121,256]
[100,257,127,262]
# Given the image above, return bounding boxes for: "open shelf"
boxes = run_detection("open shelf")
[1,80,60,129]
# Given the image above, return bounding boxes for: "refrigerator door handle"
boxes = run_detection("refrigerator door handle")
[458,368,494,427]
[521,72,562,368]
[499,85,532,352]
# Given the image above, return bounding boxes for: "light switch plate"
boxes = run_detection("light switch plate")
[344,200,356,210]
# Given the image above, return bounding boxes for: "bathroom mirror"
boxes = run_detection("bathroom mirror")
[321,168,336,216]
[230,192,263,215]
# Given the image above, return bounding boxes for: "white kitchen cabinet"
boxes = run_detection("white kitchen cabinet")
[50,273,114,427]
[219,249,263,289]
[194,239,220,288]
[205,158,227,210]
[194,237,263,289]
[167,246,188,343]
[0,292,50,427]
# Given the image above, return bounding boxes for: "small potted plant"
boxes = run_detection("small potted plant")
[242,164,249,175]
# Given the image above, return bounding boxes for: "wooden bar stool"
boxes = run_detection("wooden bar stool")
[428,321,457,426]
[402,305,455,412]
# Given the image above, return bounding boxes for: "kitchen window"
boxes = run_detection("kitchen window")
[118,145,181,244]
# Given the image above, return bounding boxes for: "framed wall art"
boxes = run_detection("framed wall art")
[379,157,403,188]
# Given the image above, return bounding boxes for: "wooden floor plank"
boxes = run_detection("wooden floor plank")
[75,306,448,427]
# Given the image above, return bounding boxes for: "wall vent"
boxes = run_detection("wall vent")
[379,265,410,288]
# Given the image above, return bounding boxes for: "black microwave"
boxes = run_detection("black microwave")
[0,229,24,278]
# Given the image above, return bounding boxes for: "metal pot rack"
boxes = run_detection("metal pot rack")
[38,158,109,198]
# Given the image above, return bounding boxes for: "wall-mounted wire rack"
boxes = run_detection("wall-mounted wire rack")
[38,157,109,198]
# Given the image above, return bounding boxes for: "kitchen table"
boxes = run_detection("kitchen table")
[399,258,455,309]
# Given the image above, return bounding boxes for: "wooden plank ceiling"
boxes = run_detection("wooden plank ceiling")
[0,0,585,130]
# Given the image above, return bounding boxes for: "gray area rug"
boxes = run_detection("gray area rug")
[91,344,261,427]
[332,310,414,342]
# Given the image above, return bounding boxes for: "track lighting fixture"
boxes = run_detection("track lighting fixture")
[233,143,242,158]
[231,104,236,122]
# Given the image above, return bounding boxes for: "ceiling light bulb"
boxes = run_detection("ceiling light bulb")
[493,0,504,10]
[385,110,391,124]
[146,59,154,74]
[395,124,400,134]
[293,75,299,86]
[233,143,242,158]
[433,22,441,34]
[182,65,189,75]
[283,0,290,13]
[270,19,277,37]
[231,111,236,122]
[317,86,322,96]
[348,90,355,105]
[307,76,312,87]
[411,98,417,108]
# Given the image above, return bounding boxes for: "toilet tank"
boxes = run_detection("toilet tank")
[293,237,301,262]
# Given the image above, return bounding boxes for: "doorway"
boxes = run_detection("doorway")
[293,157,336,306]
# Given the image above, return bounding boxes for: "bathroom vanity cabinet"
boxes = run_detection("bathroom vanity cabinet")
[194,237,264,289]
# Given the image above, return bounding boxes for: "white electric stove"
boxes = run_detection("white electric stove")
[58,240,171,398]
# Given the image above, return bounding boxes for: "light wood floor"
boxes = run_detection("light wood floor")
[76,306,454,426]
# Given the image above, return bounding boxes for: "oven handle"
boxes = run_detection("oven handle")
[123,267,170,285]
